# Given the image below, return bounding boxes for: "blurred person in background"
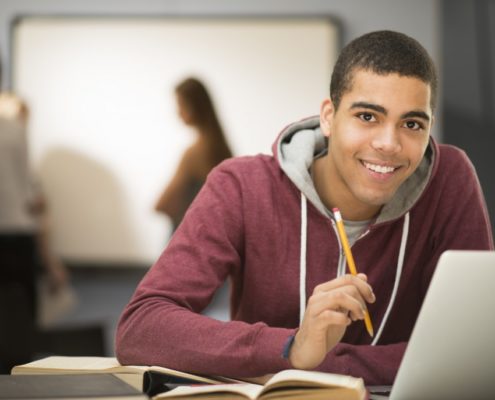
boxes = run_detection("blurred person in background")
[154,77,232,232]
[0,62,69,372]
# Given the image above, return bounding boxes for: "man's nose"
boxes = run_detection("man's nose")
[370,125,401,154]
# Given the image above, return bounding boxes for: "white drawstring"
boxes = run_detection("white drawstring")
[371,212,410,345]
[298,193,410,343]
[299,193,308,325]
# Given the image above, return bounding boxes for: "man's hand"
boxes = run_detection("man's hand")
[289,273,375,369]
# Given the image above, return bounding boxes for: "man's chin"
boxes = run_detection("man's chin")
[358,192,395,208]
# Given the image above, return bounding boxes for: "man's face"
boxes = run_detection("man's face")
[320,69,433,219]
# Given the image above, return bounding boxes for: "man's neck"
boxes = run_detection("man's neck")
[312,156,381,221]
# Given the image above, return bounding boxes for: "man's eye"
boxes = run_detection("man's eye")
[358,113,375,122]
[403,120,423,131]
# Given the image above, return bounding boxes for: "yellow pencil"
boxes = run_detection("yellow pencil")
[333,208,374,337]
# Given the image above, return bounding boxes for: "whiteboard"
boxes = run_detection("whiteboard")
[12,16,339,265]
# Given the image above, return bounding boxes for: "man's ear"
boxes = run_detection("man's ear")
[320,98,334,138]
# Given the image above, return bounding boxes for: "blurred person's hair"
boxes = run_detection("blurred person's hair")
[175,77,232,165]
[330,30,438,112]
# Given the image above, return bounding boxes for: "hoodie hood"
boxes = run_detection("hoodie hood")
[273,115,436,224]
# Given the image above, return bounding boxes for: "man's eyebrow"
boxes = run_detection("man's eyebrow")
[350,102,431,122]
[350,102,387,115]
[401,110,431,122]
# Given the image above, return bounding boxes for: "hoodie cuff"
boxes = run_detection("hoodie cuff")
[281,334,296,359]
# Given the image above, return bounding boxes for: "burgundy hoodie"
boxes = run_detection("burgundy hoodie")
[116,117,493,385]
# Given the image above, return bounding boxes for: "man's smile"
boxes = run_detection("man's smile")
[361,160,401,175]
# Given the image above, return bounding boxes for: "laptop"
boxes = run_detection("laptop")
[369,250,495,400]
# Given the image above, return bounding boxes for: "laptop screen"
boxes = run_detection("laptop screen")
[388,250,495,400]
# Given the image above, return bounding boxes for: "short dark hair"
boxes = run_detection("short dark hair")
[330,30,438,112]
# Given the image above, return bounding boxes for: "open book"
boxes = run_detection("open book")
[11,356,231,396]
[155,369,365,400]
[12,357,365,400]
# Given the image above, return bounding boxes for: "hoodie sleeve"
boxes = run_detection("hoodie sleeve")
[428,145,493,254]
[115,160,294,378]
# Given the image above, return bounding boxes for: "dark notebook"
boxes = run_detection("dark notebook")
[0,373,148,399]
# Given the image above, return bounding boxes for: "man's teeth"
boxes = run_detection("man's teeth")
[363,162,396,174]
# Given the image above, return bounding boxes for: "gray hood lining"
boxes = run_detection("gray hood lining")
[277,116,435,224]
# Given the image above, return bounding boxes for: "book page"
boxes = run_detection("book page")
[11,356,225,385]
[11,356,123,373]
[155,383,263,399]
[264,369,363,389]
[260,387,364,400]
[260,369,365,399]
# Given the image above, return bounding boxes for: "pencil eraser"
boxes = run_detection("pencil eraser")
[332,207,339,213]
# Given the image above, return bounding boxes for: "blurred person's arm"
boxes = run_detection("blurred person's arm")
[34,200,69,292]
[154,146,198,227]
[27,177,69,292]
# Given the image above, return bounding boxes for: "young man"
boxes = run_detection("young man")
[116,31,493,385]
